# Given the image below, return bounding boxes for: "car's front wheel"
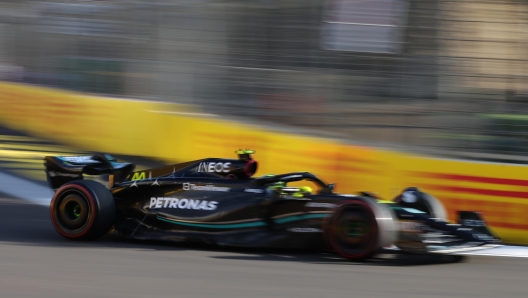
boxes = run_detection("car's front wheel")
[50,180,115,240]
[324,198,397,261]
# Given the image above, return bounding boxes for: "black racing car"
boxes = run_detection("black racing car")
[44,150,501,260]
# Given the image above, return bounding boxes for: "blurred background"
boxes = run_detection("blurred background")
[1,0,528,163]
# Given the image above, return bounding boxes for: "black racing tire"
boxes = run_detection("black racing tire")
[324,198,397,261]
[441,254,466,263]
[421,193,447,219]
[50,180,115,240]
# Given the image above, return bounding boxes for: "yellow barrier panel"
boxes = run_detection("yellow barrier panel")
[1,81,528,244]
[0,82,193,155]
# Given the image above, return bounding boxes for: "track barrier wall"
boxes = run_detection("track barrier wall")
[1,82,528,245]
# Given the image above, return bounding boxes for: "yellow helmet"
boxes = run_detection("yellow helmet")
[293,186,313,198]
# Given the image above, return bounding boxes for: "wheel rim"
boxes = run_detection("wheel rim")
[73,204,81,218]
[331,205,377,258]
[54,191,91,233]
[344,221,366,237]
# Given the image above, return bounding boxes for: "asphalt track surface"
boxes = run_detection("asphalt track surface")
[1,196,528,298]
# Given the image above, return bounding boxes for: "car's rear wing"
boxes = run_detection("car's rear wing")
[44,154,135,190]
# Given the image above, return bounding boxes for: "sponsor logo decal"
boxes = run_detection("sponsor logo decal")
[197,162,231,173]
[461,219,485,227]
[149,197,218,210]
[48,171,81,178]
[131,172,146,181]
[287,228,322,233]
[305,202,336,208]
[183,183,229,192]
[244,188,264,193]
[59,156,99,164]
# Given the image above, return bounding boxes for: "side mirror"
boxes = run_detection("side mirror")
[327,183,336,191]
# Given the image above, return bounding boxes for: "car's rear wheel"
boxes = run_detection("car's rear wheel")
[325,198,397,261]
[50,180,115,240]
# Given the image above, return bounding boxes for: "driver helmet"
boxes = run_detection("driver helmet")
[292,186,313,198]
[266,181,286,195]
[398,187,422,203]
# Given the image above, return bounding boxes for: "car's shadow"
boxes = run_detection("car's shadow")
[0,200,466,267]
[207,247,467,266]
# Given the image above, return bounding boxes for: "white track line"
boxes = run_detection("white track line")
[0,171,52,206]
[459,246,528,258]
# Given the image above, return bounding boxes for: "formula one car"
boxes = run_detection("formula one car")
[44,150,501,260]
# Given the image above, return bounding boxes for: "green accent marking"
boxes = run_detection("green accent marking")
[158,213,329,229]
[158,217,266,229]
[389,206,402,210]
[274,213,329,224]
